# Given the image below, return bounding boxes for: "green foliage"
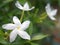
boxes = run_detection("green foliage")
[31,43,39,45]
[58,0,60,6]
[32,33,48,41]
[0,30,7,45]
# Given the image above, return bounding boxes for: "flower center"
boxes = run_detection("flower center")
[17,26,20,30]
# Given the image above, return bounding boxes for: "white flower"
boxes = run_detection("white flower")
[2,16,30,42]
[45,3,57,20]
[15,1,35,11]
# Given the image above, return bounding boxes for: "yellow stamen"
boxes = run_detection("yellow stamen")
[17,26,20,30]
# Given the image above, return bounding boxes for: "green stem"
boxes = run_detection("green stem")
[20,10,24,22]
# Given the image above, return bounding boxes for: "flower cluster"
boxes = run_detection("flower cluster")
[2,1,57,42]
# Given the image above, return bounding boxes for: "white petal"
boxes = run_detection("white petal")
[45,3,57,16]
[15,1,23,10]
[2,23,16,30]
[24,2,29,9]
[50,9,57,16]
[45,3,51,15]
[45,3,51,11]
[23,2,35,11]
[30,6,35,10]
[13,16,21,25]
[20,20,30,31]
[24,6,35,11]
[49,16,56,20]
[10,29,17,42]
[17,30,30,40]
[45,3,57,20]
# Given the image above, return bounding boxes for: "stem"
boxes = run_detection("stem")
[20,10,24,22]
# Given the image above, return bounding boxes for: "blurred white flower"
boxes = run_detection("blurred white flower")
[2,16,30,42]
[45,3,57,20]
[15,1,35,11]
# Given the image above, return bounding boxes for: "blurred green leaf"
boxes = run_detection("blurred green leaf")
[31,43,39,45]
[58,0,60,6]
[19,0,27,4]
[28,22,33,35]
[32,33,48,40]
[0,0,13,7]
[39,12,47,20]
[0,30,7,44]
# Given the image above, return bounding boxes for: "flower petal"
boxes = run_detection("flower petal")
[13,16,21,25]
[49,9,57,20]
[45,3,57,20]
[20,20,30,31]
[50,9,57,16]
[24,2,29,9]
[45,3,51,15]
[17,30,30,40]
[10,29,17,42]
[23,2,35,11]
[2,23,16,30]
[15,1,23,10]
[29,6,35,10]
[23,6,35,11]
[49,16,56,20]
[45,3,51,11]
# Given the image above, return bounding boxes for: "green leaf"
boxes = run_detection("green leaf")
[32,33,48,40]
[0,0,13,7]
[58,0,60,6]
[0,30,7,44]
[19,0,27,4]
[28,22,33,35]
[31,43,40,45]
[35,12,47,23]
[39,12,47,20]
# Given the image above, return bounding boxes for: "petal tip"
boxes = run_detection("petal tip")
[28,37,31,40]
[45,3,50,9]
[25,36,31,40]
[32,6,35,9]
[2,24,5,29]
[25,2,28,5]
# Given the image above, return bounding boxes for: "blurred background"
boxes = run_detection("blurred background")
[0,0,60,45]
